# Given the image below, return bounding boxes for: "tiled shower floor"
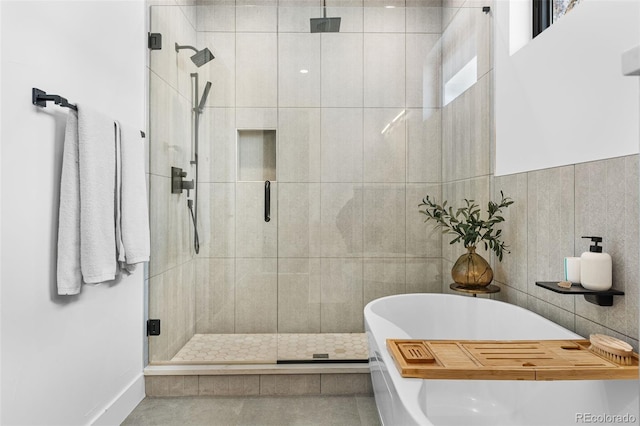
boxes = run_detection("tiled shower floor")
[170,333,369,364]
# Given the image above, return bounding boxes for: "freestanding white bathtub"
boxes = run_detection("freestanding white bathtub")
[365,294,639,426]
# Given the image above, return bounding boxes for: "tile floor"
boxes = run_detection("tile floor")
[170,334,369,364]
[122,395,381,425]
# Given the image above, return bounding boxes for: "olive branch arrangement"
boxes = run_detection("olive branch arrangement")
[418,191,514,261]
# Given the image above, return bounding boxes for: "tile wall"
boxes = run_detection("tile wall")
[145,373,373,397]
[192,0,444,340]
[492,156,640,350]
[148,1,199,362]
[440,1,639,349]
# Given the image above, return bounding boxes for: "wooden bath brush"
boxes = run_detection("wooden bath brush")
[589,334,634,366]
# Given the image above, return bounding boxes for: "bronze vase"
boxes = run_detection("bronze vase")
[451,246,493,287]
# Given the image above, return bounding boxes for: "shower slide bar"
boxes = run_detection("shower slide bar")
[32,88,146,138]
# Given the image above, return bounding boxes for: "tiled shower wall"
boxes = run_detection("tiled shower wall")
[192,0,444,339]
[493,157,640,350]
[440,1,639,349]
[148,1,199,362]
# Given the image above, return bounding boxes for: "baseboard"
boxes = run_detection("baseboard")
[90,373,145,426]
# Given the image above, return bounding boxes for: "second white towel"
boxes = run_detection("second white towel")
[116,121,150,271]
[78,105,118,283]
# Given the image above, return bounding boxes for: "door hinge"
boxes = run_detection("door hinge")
[147,319,161,336]
[148,32,162,50]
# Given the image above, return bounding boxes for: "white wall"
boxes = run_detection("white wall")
[495,0,640,176]
[1,1,146,425]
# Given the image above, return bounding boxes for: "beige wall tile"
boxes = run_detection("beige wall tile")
[278,34,321,107]
[321,34,363,107]
[235,258,278,333]
[320,374,373,395]
[364,34,405,107]
[321,258,364,332]
[236,1,277,32]
[277,108,321,183]
[320,184,363,257]
[278,258,322,333]
[407,184,441,258]
[149,261,197,362]
[320,109,363,183]
[363,0,405,32]
[526,296,576,333]
[278,184,321,258]
[198,183,235,258]
[196,3,236,32]
[363,258,406,305]
[493,173,527,293]
[149,5,197,99]
[363,109,406,183]
[236,33,277,107]
[195,258,235,333]
[363,184,405,257]
[148,73,192,179]
[406,109,441,183]
[326,1,364,33]
[406,4,442,33]
[278,2,320,33]
[199,375,260,396]
[526,166,575,312]
[406,258,442,293]
[199,107,236,183]
[406,35,441,109]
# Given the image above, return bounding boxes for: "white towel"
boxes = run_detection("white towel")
[57,111,82,295]
[116,121,150,272]
[77,105,118,283]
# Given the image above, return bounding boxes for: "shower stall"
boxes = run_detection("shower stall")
[147,0,447,366]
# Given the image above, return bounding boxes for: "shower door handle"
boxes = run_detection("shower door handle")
[264,180,271,223]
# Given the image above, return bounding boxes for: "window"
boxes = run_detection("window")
[533,0,582,38]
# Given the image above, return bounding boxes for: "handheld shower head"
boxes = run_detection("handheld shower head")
[197,82,212,113]
[175,43,215,67]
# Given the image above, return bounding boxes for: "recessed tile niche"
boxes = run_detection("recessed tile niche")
[237,129,277,182]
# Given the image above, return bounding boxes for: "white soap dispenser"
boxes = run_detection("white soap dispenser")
[580,236,612,291]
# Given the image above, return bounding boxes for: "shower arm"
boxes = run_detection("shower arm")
[175,43,198,54]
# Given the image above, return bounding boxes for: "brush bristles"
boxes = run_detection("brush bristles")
[589,344,633,366]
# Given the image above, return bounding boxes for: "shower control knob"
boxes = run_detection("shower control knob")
[182,179,194,197]
[171,166,195,195]
[182,179,194,191]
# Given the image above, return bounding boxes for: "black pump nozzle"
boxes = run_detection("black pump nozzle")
[582,236,603,253]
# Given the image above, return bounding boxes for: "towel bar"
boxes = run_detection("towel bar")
[32,88,146,138]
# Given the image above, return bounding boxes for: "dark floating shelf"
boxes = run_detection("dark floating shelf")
[535,281,624,307]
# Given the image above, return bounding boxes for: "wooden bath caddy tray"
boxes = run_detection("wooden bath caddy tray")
[387,339,638,381]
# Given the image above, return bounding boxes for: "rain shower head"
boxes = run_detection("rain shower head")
[310,17,341,33]
[191,48,214,67]
[310,0,341,32]
[175,43,215,67]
